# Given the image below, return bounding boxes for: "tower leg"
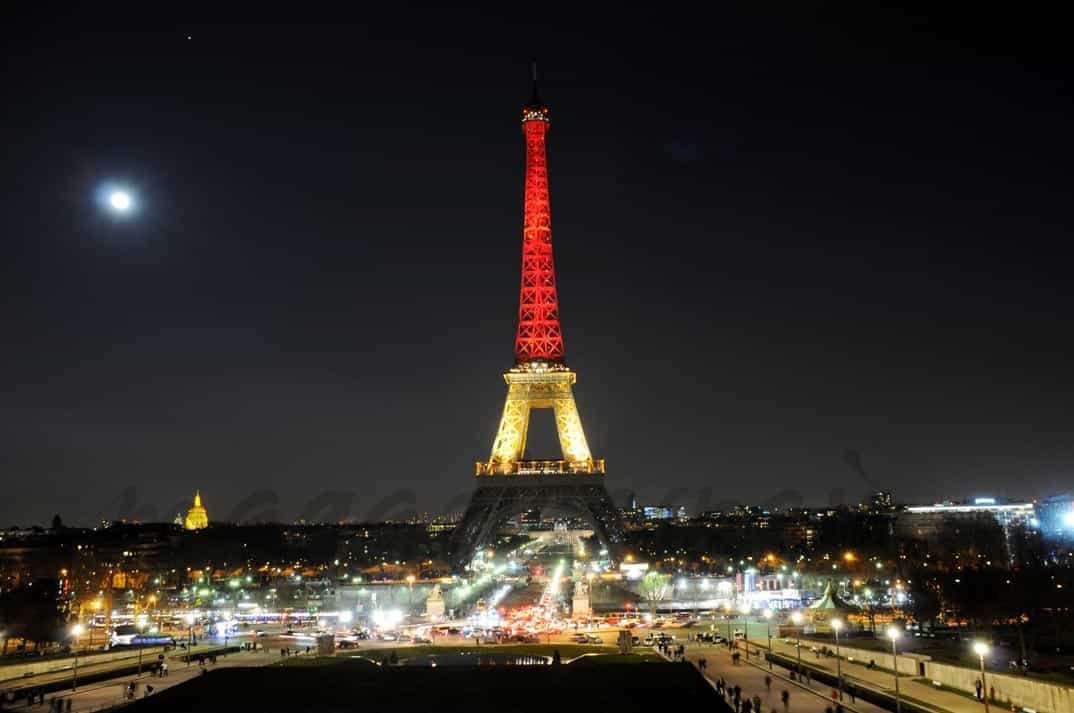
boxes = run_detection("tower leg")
[553,395,592,464]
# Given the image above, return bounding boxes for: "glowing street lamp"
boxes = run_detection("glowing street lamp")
[185,612,195,649]
[763,609,774,669]
[70,624,84,690]
[974,642,991,713]
[791,611,804,672]
[740,604,752,661]
[887,627,902,713]
[831,618,845,700]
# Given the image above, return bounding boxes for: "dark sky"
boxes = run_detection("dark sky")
[2,6,1072,526]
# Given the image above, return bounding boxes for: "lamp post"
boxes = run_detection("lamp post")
[185,612,195,649]
[832,618,844,701]
[791,611,804,673]
[974,641,990,713]
[741,605,752,661]
[70,624,84,690]
[763,609,774,669]
[887,626,902,713]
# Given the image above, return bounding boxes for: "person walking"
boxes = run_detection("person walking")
[753,693,762,713]
[781,689,790,713]
[976,679,983,701]
[765,675,772,693]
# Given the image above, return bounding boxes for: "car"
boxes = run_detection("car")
[642,634,656,646]
[412,636,432,644]
[631,636,640,645]
[571,633,589,643]
[585,634,602,644]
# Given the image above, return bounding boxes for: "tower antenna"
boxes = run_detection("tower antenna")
[530,58,540,105]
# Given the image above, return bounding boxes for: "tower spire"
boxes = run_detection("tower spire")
[529,59,540,106]
[515,65,562,363]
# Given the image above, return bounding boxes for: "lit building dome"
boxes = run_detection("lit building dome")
[184,490,209,530]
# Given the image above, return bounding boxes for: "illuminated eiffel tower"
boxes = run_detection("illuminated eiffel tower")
[452,68,625,566]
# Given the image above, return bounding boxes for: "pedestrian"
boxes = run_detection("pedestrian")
[781,689,790,712]
[976,679,983,701]
[765,675,772,693]
[806,670,812,686]
[742,699,753,713]
[65,699,71,713]
[753,694,761,713]
[990,685,995,703]
[850,688,856,704]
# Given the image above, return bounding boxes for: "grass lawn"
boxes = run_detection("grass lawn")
[126,657,721,712]
[274,644,661,666]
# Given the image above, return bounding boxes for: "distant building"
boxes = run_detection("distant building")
[1037,493,1074,540]
[869,491,895,511]
[642,506,674,522]
[897,498,1035,565]
[183,491,209,531]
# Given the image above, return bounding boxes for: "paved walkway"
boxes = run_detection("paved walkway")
[764,638,992,713]
[9,648,281,712]
[671,642,891,713]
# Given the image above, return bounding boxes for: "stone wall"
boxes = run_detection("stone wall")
[0,646,168,684]
[924,661,1074,713]
[811,641,925,676]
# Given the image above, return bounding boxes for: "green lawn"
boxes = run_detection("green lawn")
[273,643,659,666]
[127,658,721,712]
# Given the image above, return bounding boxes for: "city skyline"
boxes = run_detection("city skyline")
[3,6,1074,526]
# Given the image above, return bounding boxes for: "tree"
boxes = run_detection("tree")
[640,571,670,618]
[0,580,65,650]
[51,514,64,530]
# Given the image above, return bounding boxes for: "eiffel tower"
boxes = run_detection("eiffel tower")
[451,68,626,566]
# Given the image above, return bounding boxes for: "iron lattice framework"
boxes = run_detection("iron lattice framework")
[514,100,563,363]
[452,72,625,566]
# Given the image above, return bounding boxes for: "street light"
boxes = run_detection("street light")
[791,611,804,673]
[887,626,902,713]
[741,604,752,661]
[185,612,195,649]
[832,618,844,701]
[974,641,991,713]
[70,624,84,690]
[763,609,774,669]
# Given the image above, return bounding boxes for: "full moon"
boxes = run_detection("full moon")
[109,191,132,212]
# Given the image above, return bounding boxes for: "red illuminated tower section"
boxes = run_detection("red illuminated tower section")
[514,81,564,364]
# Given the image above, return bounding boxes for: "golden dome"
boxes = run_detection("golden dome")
[184,490,208,530]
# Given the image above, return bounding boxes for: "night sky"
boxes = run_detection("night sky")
[2,6,1072,526]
